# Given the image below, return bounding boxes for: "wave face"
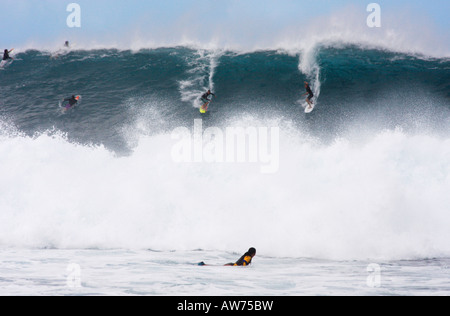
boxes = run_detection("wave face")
[0,46,449,260]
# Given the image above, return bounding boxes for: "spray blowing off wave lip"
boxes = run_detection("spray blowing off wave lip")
[13,2,450,59]
[15,38,450,62]
[0,126,449,260]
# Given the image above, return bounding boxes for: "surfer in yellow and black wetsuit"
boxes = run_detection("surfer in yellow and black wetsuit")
[198,248,256,266]
[224,248,256,266]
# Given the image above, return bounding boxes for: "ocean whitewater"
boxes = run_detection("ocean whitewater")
[0,42,449,296]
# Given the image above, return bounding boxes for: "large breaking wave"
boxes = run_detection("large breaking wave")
[0,43,449,260]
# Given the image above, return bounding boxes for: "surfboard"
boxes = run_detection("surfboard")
[197,262,233,267]
[0,59,13,69]
[304,102,315,113]
[200,102,210,114]
[64,103,73,111]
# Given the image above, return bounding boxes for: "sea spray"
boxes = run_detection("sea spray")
[0,46,449,259]
[0,125,449,259]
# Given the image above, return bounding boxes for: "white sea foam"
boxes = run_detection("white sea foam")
[1,123,449,260]
[1,248,449,296]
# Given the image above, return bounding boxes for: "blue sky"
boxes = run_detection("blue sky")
[0,0,448,54]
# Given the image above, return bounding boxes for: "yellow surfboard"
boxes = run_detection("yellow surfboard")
[200,102,209,114]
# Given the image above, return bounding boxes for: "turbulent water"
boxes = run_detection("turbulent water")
[1,45,450,295]
[1,249,449,296]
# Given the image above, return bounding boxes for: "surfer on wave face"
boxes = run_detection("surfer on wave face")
[200,89,216,113]
[201,90,215,106]
[3,49,14,61]
[303,81,314,108]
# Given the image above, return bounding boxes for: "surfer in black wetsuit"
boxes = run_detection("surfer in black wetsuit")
[2,49,14,61]
[302,81,314,108]
[64,95,80,108]
[198,248,256,267]
[200,90,216,109]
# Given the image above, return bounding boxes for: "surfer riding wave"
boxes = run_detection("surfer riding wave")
[303,81,314,109]
[200,90,216,113]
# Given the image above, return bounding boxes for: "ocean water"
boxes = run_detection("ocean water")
[0,45,449,296]
[1,249,449,296]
